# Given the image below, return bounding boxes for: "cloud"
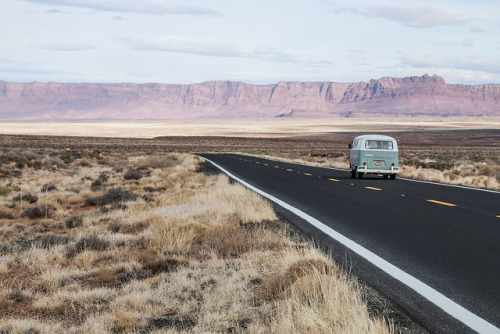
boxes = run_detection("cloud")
[360,5,470,28]
[471,26,485,33]
[45,8,68,13]
[461,39,474,48]
[124,36,296,62]
[328,3,471,28]
[0,58,78,79]
[39,42,97,51]
[401,52,500,74]
[23,0,222,16]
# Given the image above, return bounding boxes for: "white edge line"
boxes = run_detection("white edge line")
[250,154,500,194]
[204,157,500,334]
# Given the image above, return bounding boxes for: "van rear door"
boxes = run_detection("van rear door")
[363,140,396,171]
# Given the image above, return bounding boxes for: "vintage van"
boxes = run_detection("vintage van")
[348,135,399,179]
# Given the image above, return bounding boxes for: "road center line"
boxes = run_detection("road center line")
[203,157,499,334]
[427,199,457,207]
[365,186,382,191]
[304,173,312,176]
[329,178,340,182]
[286,168,293,171]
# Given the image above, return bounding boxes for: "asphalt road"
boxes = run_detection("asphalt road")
[200,153,500,334]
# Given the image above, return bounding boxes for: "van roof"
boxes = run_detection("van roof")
[354,134,397,141]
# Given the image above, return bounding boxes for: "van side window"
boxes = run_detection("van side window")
[365,140,393,150]
[353,139,359,148]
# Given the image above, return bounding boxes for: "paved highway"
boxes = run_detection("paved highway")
[200,153,500,334]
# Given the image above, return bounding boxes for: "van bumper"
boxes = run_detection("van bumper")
[357,166,400,175]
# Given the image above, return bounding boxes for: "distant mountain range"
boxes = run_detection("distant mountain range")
[1,74,499,120]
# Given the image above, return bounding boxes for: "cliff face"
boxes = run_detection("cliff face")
[0,75,498,119]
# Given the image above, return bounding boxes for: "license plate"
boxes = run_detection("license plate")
[375,161,384,166]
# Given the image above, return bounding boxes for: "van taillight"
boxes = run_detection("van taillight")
[363,162,367,166]
[392,163,395,166]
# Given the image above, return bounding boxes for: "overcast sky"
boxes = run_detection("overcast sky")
[1,0,499,85]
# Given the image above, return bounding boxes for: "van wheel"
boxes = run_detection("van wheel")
[383,175,388,179]
[356,170,363,179]
[390,174,396,180]
[350,167,356,179]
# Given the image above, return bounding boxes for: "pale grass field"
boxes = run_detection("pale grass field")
[0,149,397,333]
[1,118,499,138]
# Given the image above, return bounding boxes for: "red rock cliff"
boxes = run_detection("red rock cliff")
[0,75,498,119]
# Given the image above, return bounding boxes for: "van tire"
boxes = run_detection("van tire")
[356,169,363,179]
[350,167,356,178]
[390,174,396,180]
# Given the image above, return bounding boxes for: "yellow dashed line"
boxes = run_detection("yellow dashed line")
[304,173,312,176]
[264,164,268,166]
[256,162,260,164]
[427,200,456,207]
[274,165,280,168]
[286,169,293,172]
[401,194,406,197]
[329,178,340,182]
[365,187,382,191]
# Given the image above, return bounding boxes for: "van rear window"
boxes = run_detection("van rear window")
[365,140,393,150]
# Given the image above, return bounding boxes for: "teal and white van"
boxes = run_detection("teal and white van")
[348,135,399,179]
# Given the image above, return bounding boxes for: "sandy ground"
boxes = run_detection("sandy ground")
[1,118,499,138]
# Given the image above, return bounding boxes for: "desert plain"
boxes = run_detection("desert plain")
[0,118,498,333]
[1,118,499,138]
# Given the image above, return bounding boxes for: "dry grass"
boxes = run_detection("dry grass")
[0,148,397,333]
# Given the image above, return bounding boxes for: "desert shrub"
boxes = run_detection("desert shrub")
[41,183,57,192]
[108,222,122,233]
[0,186,11,197]
[195,161,220,175]
[109,221,148,234]
[36,234,71,249]
[78,160,92,167]
[0,168,22,177]
[21,205,53,219]
[143,186,155,193]
[90,179,103,192]
[30,160,43,169]
[6,290,28,303]
[142,258,186,275]
[85,188,137,207]
[98,172,109,182]
[13,193,38,204]
[60,153,74,165]
[142,194,154,202]
[67,235,110,258]
[124,168,143,180]
[65,215,83,228]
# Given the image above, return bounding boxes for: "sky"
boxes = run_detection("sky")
[1,0,499,85]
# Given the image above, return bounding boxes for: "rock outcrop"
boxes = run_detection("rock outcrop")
[0,75,498,119]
